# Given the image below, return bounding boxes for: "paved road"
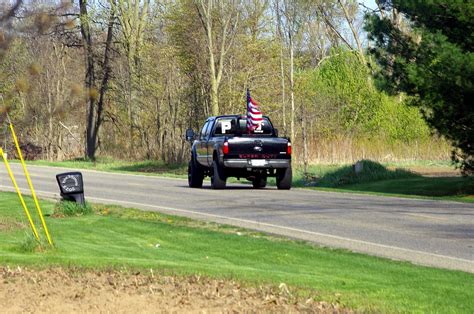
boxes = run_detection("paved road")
[1,164,473,273]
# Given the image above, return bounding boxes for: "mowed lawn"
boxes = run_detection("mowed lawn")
[0,192,473,312]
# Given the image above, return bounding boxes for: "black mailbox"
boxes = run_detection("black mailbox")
[56,172,85,205]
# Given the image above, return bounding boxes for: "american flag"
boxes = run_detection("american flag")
[246,89,263,132]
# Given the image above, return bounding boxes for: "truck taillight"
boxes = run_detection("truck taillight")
[223,141,229,155]
[287,142,292,155]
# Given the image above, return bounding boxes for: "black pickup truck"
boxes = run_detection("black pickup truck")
[185,115,292,189]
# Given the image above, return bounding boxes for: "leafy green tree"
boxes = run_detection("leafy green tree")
[365,0,474,174]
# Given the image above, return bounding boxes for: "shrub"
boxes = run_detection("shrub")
[316,160,419,187]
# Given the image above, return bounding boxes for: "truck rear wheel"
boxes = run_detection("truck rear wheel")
[252,175,267,189]
[188,158,204,188]
[276,167,292,190]
[211,160,226,189]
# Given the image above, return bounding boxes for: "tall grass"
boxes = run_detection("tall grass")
[292,136,452,164]
[54,201,94,217]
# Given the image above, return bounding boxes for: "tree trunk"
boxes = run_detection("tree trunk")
[80,0,115,160]
[79,0,97,160]
[196,0,238,117]
[275,0,286,134]
[47,69,54,161]
[210,77,219,116]
[206,9,219,116]
[128,58,134,154]
[93,8,115,158]
[155,97,161,156]
[302,105,308,180]
[113,0,150,157]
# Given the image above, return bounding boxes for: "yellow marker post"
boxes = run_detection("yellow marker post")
[0,147,40,240]
[9,123,53,245]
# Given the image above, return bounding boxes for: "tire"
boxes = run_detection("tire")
[211,160,226,189]
[252,175,267,189]
[188,157,204,188]
[276,167,292,190]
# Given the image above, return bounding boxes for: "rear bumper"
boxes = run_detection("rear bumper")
[223,159,290,168]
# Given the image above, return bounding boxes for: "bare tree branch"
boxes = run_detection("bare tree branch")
[0,0,23,23]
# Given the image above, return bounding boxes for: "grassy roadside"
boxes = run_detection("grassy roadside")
[18,158,188,177]
[293,160,474,203]
[324,177,474,202]
[16,158,474,202]
[1,191,473,312]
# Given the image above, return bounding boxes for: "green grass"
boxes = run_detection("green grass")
[20,157,187,177]
[19,158,473,201]
[292,160,473,202]
[0,191,473,312]
[53,200,94,217]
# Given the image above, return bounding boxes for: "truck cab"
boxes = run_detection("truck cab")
[186,115,292,190]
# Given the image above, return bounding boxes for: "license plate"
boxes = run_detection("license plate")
[251,159,266,166]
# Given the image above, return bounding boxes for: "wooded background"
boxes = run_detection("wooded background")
[0,0,452,167]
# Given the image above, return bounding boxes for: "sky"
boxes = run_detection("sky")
[360,0,378,11]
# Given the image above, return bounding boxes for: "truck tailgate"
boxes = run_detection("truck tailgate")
[226,137,289,160]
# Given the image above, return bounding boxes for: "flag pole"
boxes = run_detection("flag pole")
[246,88,250,134]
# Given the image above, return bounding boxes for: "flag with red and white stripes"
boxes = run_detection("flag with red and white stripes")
[246,89,263,132]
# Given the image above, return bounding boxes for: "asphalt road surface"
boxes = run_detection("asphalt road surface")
[1,164,473,273]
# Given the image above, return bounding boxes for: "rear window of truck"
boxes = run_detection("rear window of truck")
[213,117,274,136]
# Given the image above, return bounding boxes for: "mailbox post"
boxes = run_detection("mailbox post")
[56,172,85,205]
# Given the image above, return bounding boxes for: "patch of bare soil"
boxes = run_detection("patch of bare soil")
[0,266,348,313]
[0,219,26,232]
[404,166,461,177]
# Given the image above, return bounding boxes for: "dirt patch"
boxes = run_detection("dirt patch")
[401,166,461,177]
[0,266,348,313]
[0,219,26,232]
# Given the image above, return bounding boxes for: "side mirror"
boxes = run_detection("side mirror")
[185,128,195,142]
[274,128,279,137]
